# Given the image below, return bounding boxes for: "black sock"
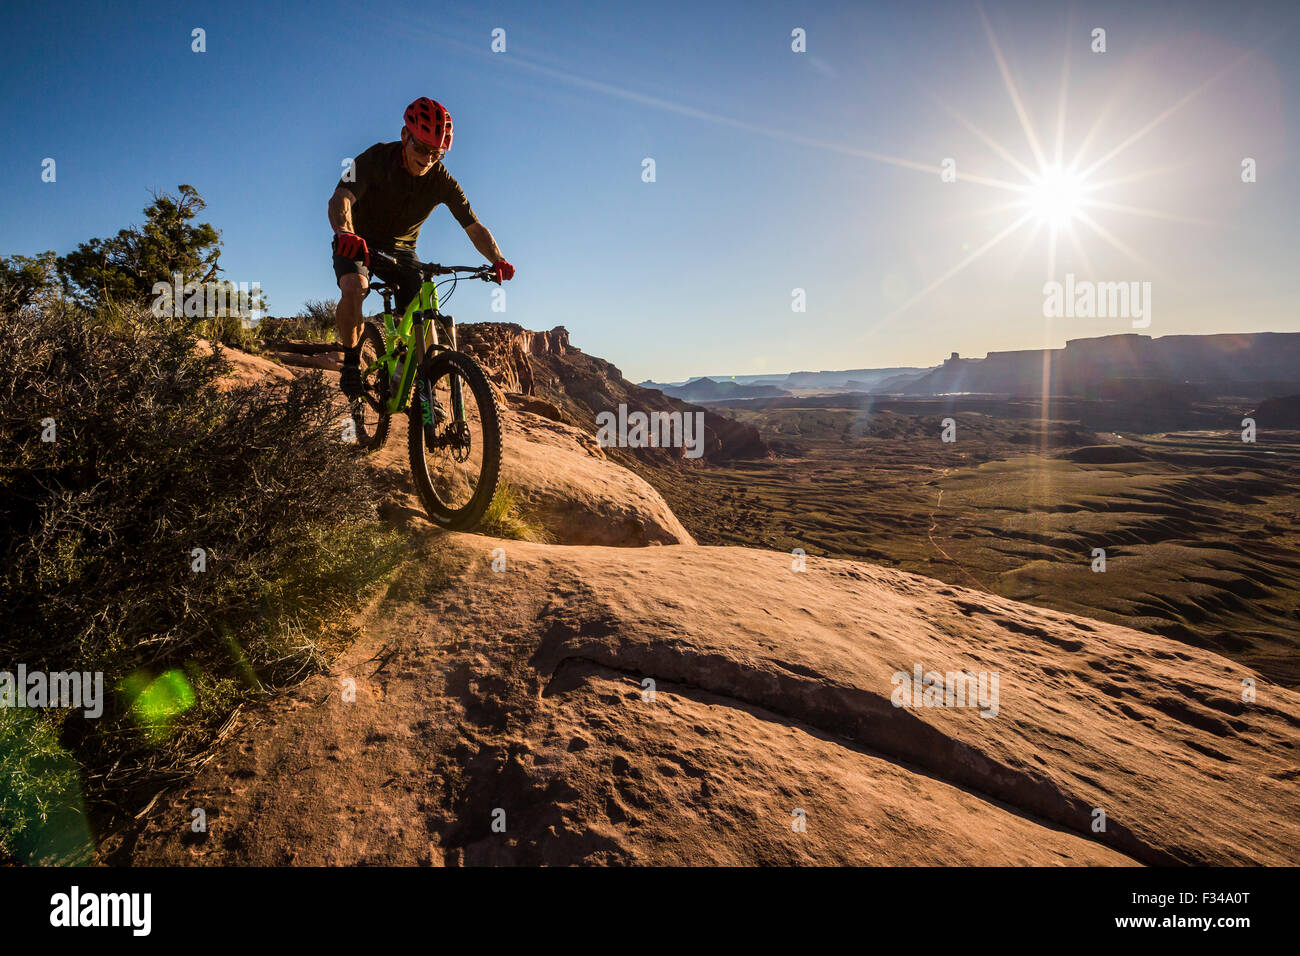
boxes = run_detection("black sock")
[342,344,361,369]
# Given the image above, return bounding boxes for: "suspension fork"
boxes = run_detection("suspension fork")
[409,277,466,428]
[442,317,466,423]
[421,310,466,426]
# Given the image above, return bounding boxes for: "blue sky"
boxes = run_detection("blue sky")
[2,0,1298,382]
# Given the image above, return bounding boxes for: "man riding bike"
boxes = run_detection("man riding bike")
[329,96,514,400]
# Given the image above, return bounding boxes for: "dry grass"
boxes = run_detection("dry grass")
[478,482,554,543]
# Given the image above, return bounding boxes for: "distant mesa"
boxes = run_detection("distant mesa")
[647,331,1300,405]
[642,377,790,402]
[1248,393,1300,428]
[900,331,1300,400]
[640,366,930,397]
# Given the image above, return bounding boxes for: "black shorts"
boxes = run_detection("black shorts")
[332,242,422,316]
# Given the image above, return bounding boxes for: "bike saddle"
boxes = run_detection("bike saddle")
[367,280,395,310]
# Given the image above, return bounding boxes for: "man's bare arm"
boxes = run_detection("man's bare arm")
[464,221,504,263]
[328,186,357,234]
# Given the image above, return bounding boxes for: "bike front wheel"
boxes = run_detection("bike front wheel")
[407,349,503,530]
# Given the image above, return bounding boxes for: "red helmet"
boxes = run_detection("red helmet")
[404,97,453,153]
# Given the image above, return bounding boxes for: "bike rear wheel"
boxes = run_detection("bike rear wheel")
[407,349,502,530]
[350,321,391,451]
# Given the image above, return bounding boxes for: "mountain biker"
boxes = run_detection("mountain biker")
[328,96,514,399]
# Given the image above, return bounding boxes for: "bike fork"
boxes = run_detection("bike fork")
[415,312,466,427]
[419,378,436,427]
[440,316,466,423]
[450,373,465,421]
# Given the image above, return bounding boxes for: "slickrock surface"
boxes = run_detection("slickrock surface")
[111,536,1299,866]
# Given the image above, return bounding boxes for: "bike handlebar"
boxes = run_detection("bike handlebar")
[369,248,495,280]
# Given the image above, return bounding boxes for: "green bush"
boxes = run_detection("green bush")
[298,298,339,339]
[0,298,403,860]
[197,312,261,352]
[55,185,221,310]
[259,298,339,343]
[0,708,91,865]
[0,252,60,312]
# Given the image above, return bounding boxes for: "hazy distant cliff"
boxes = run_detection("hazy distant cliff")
[458,323,768,463]
[901,332,1300,399]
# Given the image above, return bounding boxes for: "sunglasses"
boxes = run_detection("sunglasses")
[406,136,442,159]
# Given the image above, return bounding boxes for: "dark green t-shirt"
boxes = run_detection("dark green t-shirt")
[338,141,478,249]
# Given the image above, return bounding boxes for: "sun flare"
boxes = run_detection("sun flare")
[1026,165,1087,226]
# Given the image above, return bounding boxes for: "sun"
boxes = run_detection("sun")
[1026,164,1087,226]
[841,4,1223,333]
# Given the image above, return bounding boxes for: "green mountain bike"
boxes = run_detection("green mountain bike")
[349,248,502,531]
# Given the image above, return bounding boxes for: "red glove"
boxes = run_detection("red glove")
[333,232,369,266]
[492,259,515,283]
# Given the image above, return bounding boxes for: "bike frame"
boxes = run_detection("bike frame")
[365,278,457,416]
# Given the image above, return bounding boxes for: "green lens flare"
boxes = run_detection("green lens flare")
[121,670,196,741]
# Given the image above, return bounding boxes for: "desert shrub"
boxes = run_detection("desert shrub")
[259,298,339,343]
[298,298,338,338]
[196,312,261,352]
[478,482,553,543]
[0,252,60,312]
[0,708,91,865]
[0,298,403,861]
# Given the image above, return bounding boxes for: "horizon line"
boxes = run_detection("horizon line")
[633,325,1300,384]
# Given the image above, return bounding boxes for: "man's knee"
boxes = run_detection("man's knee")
[338,273,368,301]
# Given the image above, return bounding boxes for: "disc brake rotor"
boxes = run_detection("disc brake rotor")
[448,421,472,461]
